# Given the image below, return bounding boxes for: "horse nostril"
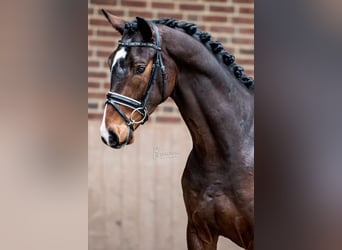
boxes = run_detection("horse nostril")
[108,131,119,147]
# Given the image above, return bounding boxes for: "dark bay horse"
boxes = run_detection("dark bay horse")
[100,10,254,250]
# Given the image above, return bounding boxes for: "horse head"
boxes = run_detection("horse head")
[100,10,177,148]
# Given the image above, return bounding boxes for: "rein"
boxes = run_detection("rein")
[105,22,166,133]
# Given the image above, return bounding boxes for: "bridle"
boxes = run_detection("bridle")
[105,22,166,135]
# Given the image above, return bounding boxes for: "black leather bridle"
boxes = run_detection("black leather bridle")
[105,22,166,133]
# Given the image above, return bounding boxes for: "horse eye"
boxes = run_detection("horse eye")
[135,65,146,74]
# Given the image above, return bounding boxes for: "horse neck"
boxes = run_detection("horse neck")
[162,27,254,164]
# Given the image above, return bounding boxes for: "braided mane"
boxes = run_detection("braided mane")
[125,18,254,91]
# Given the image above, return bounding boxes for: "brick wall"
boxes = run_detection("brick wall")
[88,0,254,121]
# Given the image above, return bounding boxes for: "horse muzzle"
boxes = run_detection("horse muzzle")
[100,123,134,149]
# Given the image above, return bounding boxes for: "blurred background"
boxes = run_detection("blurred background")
[0,1,88,250]
[88,0,253,250]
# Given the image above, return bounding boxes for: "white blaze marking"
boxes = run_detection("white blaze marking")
[100,105,109,144]
[111,47,127,72]
[102,47,127,144]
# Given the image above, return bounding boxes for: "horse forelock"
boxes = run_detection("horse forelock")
[123,18,254,92]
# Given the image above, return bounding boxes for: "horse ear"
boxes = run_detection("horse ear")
[136,17,152,42]
[101,9,126,35]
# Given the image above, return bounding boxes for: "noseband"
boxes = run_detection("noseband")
[105,22,166,132]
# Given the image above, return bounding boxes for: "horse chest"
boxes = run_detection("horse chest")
[183,173,231,213]
[182,157,252,224]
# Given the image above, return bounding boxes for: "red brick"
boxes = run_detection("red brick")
[88,29,93,36]
[225,47,235,53]
[102,62,110,69]
[122,0,146,7]
[179,4,205,11]
[88,8,94,14]
[233,0,253,3]
[88,113,103,120]
[188,15,198,21]
[89,40,115,47]
[88,103,99,109]
[88,92,106,98]
[104,83,111,89]
[97,30,117,37]
[88,50,93,56]
[240,27,254,34]
[197,25,207,31]
[206,0,228,2]
[152,2,174,9]
[236,59,254,65]
[88,61,100,67]
[157,13,183,20]
[88,72,108,78]
[240,7,254,14]
[216,37,228,43]
[203,16,227,22]
[245,69,254,76]
[210,26,234,33]
[209,5,234,12]
[129,10,153,19]
[88,82,100,88]
[240,48,254,55]
[232,37,254,44]
[89,19,110,27]
[97,9,124,16]
[97,50,112,57]
[232,17,254,24]
[90,0,116,4]
[156,116,181,123]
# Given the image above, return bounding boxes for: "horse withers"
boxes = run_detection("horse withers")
[100,10,254,250]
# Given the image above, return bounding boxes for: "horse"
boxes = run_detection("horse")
[99,10,254,250]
